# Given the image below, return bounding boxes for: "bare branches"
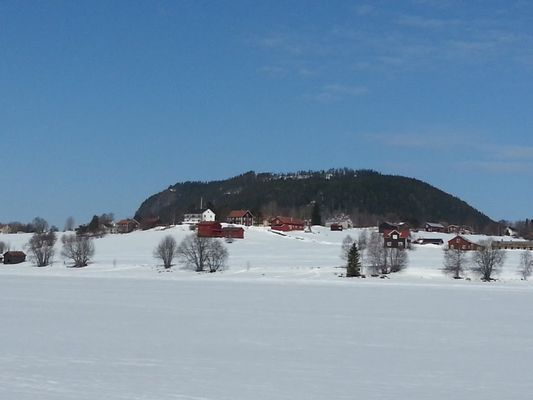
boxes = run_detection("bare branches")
[177,234,228,273]
[61,234,95,268]
[154,235,178,269]
[443,248,469,279]
[26,231,57,267]
[519,250,533,280]
[472,241,505,281]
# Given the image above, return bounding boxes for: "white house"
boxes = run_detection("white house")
[183,209,216,224]
[202,209,215,222]
[325,214,353,229]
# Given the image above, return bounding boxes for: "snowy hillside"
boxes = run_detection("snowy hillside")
[0,225,529,283]
[2,227,533,399]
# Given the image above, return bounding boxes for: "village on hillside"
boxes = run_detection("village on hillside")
[1,207,532,282]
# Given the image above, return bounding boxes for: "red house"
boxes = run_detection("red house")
[270,216,305,231]
[383,229,410,248]
[448,235,482,251]
[116,219,140,234]
[226,210,254,226]
[425,222,446,233]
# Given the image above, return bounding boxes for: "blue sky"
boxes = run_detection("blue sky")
[1,0,532,227]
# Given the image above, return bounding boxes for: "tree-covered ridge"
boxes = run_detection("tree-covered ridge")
[135,169,496,233]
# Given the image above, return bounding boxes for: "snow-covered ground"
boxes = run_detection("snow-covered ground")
[0,225,529,282]
[1,226,533,399]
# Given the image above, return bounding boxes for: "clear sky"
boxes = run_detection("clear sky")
[1,0,532,227]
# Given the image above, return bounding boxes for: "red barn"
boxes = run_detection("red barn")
[197,222,223,238]
[448,236,482,251]
[222,226,245,239]
[226,210,254,226]
[270,216,305,231]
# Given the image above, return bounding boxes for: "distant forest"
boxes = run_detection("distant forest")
[135,169,500,234]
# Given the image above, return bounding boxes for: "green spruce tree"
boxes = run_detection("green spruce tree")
[346,243,362,277]
[311,202,322,226]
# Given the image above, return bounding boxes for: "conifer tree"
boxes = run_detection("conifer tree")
[346,243,362,277]
[311,202,322,226]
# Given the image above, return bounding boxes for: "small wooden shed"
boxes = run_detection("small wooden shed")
[3,251,26,264]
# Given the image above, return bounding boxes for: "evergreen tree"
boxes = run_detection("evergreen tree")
[311,202,322,226]
[346,243,362,277]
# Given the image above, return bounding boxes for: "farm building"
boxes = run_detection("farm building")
[116,219,140,234]
[379,221,409,234]
[197,222,244,239]
[183,209,216,224]
[222,226,245,239]
[270,217,305,231]
[415,238,444,245]
[384,230,410,248]
[492,241,533,250]
[448,236,483,251]
[330,223,343,231]
[325,214,353,229]
[424,222,446,233]
[3,251,26,264]
[226,210,254,226]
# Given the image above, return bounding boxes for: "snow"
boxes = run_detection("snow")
[1,226,533,399]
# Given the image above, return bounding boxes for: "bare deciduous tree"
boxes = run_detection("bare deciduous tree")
[61,234,95,268]
[64,216,76,232]
[154,235,178,269]
[443,248,469,279]
[519,250,533,280]
[385,247,408,273]
[26,231,57,267]
[357,230,368,268]
[472,241,505,281]
[367,231,386,275]
[341,235,354,261]
[177,234,228,273]
[32,217,49,234]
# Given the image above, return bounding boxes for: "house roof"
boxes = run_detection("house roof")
[448,235,480,245]
[426,222,445,228]
[4,251,26,257]
[384,229,410,239]
[227,210,253,218]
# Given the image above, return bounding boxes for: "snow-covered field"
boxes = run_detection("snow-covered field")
[1,226,532,399]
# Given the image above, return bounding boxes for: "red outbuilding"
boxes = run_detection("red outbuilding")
[270,216,305,231]
[222,226,245,239]
[448,235,483,251]
[197,222,223,238]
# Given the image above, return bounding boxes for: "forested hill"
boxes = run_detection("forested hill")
[134,169,496,232]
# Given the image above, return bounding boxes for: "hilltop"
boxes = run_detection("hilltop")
[135,169,496,233]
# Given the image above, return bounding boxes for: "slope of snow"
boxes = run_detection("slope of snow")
[0,226,529,282]
[1,227,533,399]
